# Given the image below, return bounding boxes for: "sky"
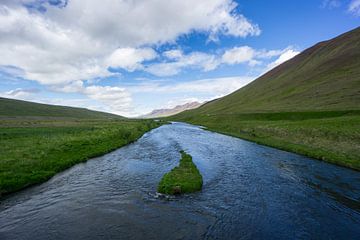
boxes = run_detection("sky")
[0,0,359,117]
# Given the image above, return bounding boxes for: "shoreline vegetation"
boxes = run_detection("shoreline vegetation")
[158,151,203,195]
[0,118,162,196]
[170,110,360,171]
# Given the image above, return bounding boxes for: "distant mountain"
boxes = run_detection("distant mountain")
[174,27,360,118]
[0,97,123,119]
[142,102,203,118]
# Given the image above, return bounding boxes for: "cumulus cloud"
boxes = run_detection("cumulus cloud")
[83,86,132,116]
[49,83,133,116]
[0,0,259,86]
[221,46,256,65]
[1,1,305,117]
[146,51,219,77]
[163,50,184,60]
[348,0,360,15]
[107,48,157,72]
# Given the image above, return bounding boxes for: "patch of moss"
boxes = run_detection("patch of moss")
[158,151,203,195]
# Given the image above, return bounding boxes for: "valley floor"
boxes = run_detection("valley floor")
[171,110,360,171]
[0,118,162,196]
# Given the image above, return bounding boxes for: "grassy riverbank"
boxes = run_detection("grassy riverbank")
[158,151,202,194]
[171,111,360,170]
[0,118,162,196]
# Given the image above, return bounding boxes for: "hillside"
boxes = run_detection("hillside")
[0,97,122,119]
[182,26,360,115]
[171,27,360,170]
[142,102,203,118]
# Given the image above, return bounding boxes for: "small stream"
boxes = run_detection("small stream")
[0,122,359,239]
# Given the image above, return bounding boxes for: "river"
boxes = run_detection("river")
[0,122,359,239]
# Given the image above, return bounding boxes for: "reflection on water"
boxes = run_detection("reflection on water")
[0,122,359,239]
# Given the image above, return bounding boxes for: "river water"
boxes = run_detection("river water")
[0,122,359,239]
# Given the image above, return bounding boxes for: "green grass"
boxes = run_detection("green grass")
[158,151,203,195]
[171,111,360,170]
[0,97,122,119]
[190,27,360,115]
[0,118,162,196]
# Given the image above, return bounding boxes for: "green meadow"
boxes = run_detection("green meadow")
[171,111,360,170]
[0,118,161,196]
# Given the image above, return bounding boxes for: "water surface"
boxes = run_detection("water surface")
[1,122,359,239]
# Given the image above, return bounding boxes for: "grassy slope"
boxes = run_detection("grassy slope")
[171,27,360,170]
[0,98,162,195]
[158,151,202,195]
[0,97,122,119]
[191,27,360,113]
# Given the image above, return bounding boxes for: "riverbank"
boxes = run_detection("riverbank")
[170,111,360,171]
[0,118,162,196]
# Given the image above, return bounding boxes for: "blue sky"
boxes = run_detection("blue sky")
[0,0,359,116]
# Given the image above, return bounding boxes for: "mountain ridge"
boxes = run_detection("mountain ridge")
[0,97,123,119]
[142,101,203,118]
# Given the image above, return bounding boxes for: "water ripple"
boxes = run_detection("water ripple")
[0,122,359,239]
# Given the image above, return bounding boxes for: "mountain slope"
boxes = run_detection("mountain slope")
[171,27,360,170]
[0,97,122,119]
[186,27,360,115]
[142,102,203,118]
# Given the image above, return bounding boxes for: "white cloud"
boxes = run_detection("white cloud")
[130,76,255,96]
[266,49,300,70]
[146,51,220,77]
[107,47,157,72]
[163,50,184,60]
[51,83,133,116]
[256,49,285,59]
[83,86,132,116]
[0,0,259,86]
[221,46,255,65]
[221,46,296,67]
[348,0,360,15]
[0,5,111,85]
[2,1,309,117]
[144,46,297,77]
